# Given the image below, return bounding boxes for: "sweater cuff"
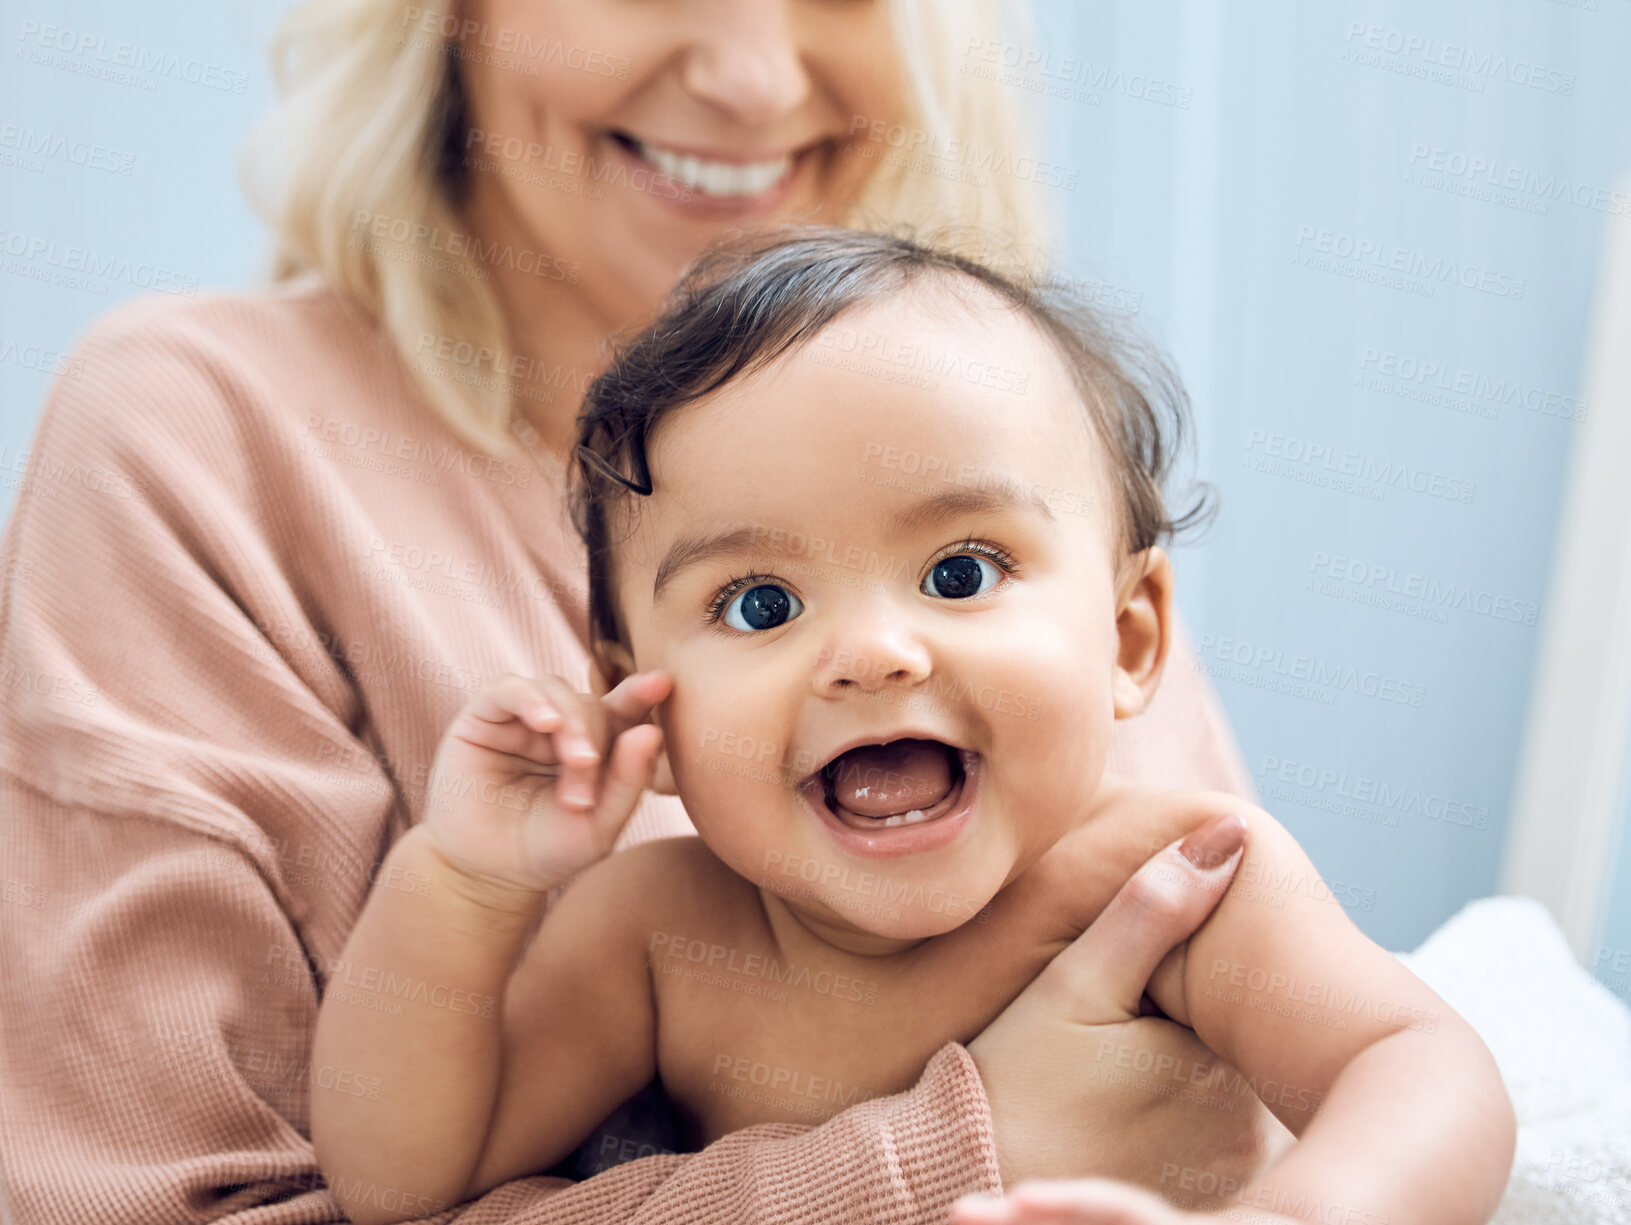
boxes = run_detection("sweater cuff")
[887,1042,1005,1212]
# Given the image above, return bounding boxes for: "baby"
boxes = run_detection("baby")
[311,227,1515,1225]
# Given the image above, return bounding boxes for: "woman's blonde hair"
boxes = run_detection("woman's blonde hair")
[239,0,1057,458]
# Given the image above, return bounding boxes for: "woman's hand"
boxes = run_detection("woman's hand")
[963,808,1293,1201]
[422,670,672,898]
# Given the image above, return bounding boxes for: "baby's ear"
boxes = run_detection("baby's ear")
[588,638,636,698]
[1112,546,1174,719]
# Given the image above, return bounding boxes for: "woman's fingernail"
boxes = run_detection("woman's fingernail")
[1177,812,1248,870]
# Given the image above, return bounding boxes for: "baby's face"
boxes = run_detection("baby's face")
[606,285,1158,951]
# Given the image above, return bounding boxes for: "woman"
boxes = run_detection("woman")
[0,1,1271,1221]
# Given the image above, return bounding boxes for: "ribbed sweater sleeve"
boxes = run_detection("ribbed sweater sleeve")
[0,285,1005,1224]
[424,1045,1001,1224]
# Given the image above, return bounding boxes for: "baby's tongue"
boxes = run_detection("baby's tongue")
[827,739,953,818]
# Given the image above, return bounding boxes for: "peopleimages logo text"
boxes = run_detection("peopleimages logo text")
[15,21,249,93]
[1294,226,1525,301]
[1342,23,1575,94]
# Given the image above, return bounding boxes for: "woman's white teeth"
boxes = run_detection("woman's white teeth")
[631,138,792,197]
[880,809,928,828]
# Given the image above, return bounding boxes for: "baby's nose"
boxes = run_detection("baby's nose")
[811,631,931,694]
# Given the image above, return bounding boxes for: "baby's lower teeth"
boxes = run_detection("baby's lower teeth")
[878,809,928,828]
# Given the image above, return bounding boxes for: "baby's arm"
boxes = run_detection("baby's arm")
[1150,800,1515,1224]
[463,838,673,1199]
[310,671,673,1225]
[310,825,658,1225]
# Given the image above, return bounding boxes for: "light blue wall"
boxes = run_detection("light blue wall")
[1600,766,1631,1001]
[3,0,1628,982]
[1030,0,1631,973]
[0,0,282,516]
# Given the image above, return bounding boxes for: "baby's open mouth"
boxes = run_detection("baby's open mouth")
[804,738,972,831]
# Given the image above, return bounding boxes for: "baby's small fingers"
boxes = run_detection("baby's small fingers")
[533,676,602,808]
[589,724,664,847]
[997,1180,1186,1225]
[444,678,562,761]
[949,1193,1018,1224]
[1018,1178,1186,1223]
[951,1194,1100,1225]
[600,670,674,738]
[461,675,557,728]
[529,676,600,756]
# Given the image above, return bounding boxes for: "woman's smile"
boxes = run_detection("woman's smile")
[605,129,830,218]
[451,0,902,345]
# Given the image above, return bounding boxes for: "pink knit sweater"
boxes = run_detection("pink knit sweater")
[0,274,1253,1224]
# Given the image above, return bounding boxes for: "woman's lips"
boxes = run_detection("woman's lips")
[626,136,793,193]
[606,130,820,219]
[797,750,981,860]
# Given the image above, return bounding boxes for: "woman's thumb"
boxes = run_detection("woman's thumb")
[1035,813,1247,1025]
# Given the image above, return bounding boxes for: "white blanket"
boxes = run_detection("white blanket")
[1393,896,1631,1224]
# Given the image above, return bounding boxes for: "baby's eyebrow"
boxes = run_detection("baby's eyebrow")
[650,477,1055,604]
[886,480,1056,537]
[651,526,774,603]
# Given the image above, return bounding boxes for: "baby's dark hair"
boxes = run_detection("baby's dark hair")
[569,224,1213,649]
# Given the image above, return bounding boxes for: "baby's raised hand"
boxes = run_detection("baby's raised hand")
[422,670,672,898]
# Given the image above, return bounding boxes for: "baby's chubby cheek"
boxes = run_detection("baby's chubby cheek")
[654,680,799,815]
[980,644,1116,832]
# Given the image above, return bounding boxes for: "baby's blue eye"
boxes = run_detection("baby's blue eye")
[922,555,1000,599]
[724,584,803,631]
